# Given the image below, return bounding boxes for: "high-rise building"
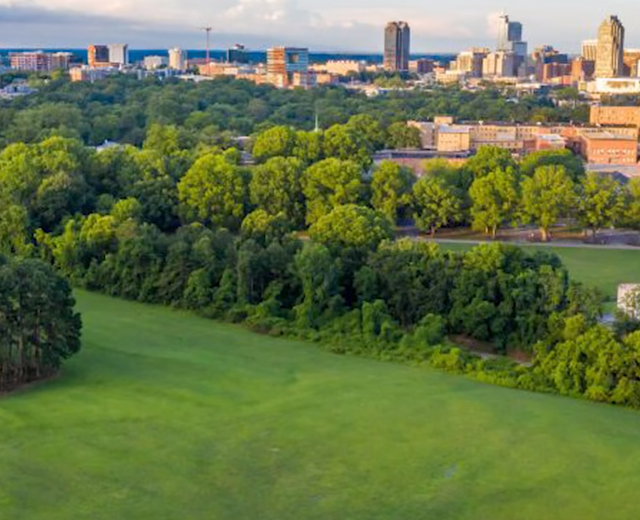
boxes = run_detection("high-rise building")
[88,45,110,68]
[168,48,187,71]
[531,46,569,82]
[452,48,489,78]
[409,58,434,75]
[497,16,522,51]
[595,16,625,78]
[495,14,527,77]
[267,47,310,88]
[482,51,515,78]
[581,40,598,61]
[384,22,410,72]
[108,44,129,67]
[227,44,249,64]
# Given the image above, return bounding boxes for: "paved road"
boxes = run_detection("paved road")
[429,238,640,251]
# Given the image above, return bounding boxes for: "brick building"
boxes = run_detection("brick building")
[590,106,640,129]
[10,51,72,72]
[579,132,638,164]
[409,118,638,159]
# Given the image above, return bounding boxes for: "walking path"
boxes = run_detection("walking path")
[430,238,640,251]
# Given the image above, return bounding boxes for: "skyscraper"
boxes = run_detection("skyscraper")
[595,16,625,78]
[497,15,522,51]
[267,47,310,88]
[384,22,410,72]
[168,48,187,71]
[227,44,249,64]
[108,44,129,67]
[88,45,110,68]
[495,14,527,77]
[581,40,598,61]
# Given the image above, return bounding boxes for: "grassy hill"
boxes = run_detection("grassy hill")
[3,291,640,519]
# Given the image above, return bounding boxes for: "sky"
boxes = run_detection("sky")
[0,0,639,53]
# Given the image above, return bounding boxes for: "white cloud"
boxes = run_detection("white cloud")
[0,0,638,52]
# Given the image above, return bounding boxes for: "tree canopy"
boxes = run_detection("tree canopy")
[0,256,82,392]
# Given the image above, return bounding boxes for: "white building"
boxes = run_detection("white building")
[108,44,129,67]
[144,56,168,70]
[588,78,640,94]
[168,48,187,71]
[310,60,365,76]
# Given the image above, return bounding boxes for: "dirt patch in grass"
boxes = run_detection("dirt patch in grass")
[450,335,532,365]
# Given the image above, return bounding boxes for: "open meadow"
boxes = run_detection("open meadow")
[3,291,640,519]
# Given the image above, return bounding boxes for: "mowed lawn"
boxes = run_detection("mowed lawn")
[4,293,640,519]
[439,242,640,302]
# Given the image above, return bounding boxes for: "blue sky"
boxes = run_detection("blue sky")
[0,0,638,52]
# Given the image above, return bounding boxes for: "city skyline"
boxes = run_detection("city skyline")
[0,1,640,52]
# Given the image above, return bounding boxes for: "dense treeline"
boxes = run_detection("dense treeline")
[0,256,82,392]
[2,77,640,407]
[0,75,588,147]
[2,129,640,408]
[250,126,640,242]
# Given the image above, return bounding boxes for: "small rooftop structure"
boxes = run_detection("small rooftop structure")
[95,140,122,153]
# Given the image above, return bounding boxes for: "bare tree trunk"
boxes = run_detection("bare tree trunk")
[541,228,550,242]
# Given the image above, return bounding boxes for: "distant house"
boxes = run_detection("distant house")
[95,140,122,153]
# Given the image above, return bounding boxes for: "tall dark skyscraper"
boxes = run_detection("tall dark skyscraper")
[496,14,528,77]
[384,22,410,72]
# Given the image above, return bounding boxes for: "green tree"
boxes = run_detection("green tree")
[0,257,82,392]
[576,172,625,240]
[521,165,575,242]
[241,210,292,245]
[412,176,462,236]
[346,114,387,150]
[249,157,305,226]
[178,153,248,230]
[625,177,640,229]
[33,171,89,231]
[309,204,394,252]
[371,161,415,223]
[464,146,517,178]
[520,149,585,181]
[252,126,297,162]
[0,205,33,256]
[143,124,182,156]
[293,243,344,329]
[469,168,520,238]
[323,125,372,168]
[292,130,324,164]
[0,142,40,207]
[302,158,364,225]
[386,122,422,149]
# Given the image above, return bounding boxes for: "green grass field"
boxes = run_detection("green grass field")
[3,291,640,519]
[439,242,640,302]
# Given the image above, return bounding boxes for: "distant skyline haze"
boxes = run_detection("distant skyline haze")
[0,0,639,52]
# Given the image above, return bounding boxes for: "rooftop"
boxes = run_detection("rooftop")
[582,132,638,141]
